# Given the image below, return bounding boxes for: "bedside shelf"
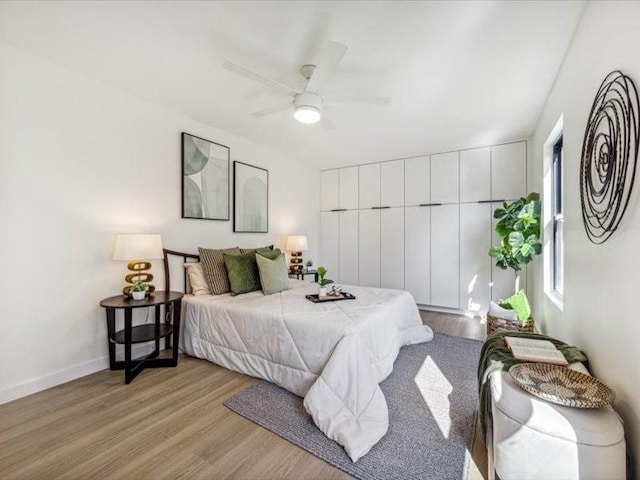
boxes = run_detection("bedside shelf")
[112,323,174,344]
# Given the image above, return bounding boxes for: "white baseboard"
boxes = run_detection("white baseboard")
[0,344,155,406]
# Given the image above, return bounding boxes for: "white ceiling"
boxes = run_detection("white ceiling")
[0,1,585,168]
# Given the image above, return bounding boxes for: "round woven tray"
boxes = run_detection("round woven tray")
[509,363,615,408]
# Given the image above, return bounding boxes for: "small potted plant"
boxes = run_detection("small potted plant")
[306,260,313,271]
[316,266,334,297]
[130,280,147,300]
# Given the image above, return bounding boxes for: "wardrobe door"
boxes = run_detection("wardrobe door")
[320,169,340,211]
[459,147,491,203]
[358,209,380,288]
[405,206,430,304]
[431,204,459,308]
[459,203,492,313]
[380,160,404,207]
[320,212,340,281]
[339,166,359,210]
[339,210,359,285]
[380,207,404,289]
[431,151,459,204]
[491,142,526,201]
[359,163,380,209]
[405,156,430,206]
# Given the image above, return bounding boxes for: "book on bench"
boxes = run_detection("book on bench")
[504,336,569,366]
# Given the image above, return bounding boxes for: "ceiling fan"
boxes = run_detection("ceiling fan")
[223,40,392,126]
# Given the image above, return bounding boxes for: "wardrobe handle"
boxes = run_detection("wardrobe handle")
[478,199,506,204]
[371,206,391,209]
[330,208,347,212]
[419,203,442,207]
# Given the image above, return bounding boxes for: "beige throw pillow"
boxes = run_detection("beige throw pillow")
[183,262,211,296]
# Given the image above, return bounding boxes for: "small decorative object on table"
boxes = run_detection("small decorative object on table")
[130,280,148,300]
[306,260,313,269]
[316,266,333,297]
[285,235,308,273]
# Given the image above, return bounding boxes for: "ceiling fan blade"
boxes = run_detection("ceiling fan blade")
[251,101,293,118]
[304,41,347,93]
[223,61,300,96]
[324,96,392,105]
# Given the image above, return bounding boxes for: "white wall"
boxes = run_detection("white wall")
[529,3,640,475]
[0,42,319,403]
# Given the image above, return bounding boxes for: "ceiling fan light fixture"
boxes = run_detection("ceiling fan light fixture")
[294,105,321,124]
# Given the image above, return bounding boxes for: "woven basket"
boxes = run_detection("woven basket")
[486,313,534,336]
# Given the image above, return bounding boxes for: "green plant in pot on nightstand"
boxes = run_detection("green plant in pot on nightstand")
[487,192,542,335]
[130,280,148,300]
[316,266,334,297]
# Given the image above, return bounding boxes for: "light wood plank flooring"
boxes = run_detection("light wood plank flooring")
[0,310,487,480]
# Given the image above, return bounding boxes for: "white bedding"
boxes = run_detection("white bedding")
[181,280,433,461]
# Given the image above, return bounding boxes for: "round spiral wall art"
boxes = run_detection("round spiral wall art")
[580,70,640,244]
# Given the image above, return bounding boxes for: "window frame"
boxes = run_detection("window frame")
[551,136,563,298]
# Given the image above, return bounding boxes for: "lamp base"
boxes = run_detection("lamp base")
[289,251,304,273]
[122,260,156,297]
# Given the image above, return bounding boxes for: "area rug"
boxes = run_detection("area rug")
[224,333,482,480]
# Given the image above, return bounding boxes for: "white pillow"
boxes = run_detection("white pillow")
[489,301,518,321]
[183,262,211,296]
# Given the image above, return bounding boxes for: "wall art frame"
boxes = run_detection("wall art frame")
[181,132,230,221]
[233,161,269,233]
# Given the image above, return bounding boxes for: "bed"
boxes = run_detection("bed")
[164,249,433,461]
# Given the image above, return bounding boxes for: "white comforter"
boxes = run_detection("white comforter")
[181,280,433,461]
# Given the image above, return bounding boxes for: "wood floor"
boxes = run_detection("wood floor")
[0,310,487,480]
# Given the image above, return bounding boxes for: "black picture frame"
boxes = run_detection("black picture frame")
[233,161,269,233]
[181,132,230,221]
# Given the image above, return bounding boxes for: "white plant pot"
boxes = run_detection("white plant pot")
[318,286,327,297]
[131,290,145,300]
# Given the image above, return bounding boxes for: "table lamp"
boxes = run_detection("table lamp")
[285,235,308,273]
[113,233,164,297]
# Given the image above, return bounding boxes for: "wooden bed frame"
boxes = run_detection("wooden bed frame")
[162,249,199,293]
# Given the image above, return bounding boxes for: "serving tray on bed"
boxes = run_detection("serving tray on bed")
[305,292,356,303]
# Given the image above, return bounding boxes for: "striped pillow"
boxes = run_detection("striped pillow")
[198,247,241,295]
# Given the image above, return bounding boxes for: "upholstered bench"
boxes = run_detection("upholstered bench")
[487,362,626,480]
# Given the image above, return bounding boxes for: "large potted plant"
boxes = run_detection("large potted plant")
[487,192,542,335]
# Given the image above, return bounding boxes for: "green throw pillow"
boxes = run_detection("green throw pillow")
[499,290,531,323]
[223,249,281,296]
[256,252,291,295]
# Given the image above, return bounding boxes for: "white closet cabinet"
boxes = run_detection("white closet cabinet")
[339,210,359,285]
[339,167,359,210]
[405,156,430,206]
[405,206,430,304]
[359,207,404,289]
[380,208,404,289]
[360,160,404,209]
[320,212,339,279]
[491,142,526,201]
[359,209,380,287]
[359,164,380,209]
[430,204,459,308]
[431,152,459,204]
[320,210,358,285]
[320,170,340,211]
[320,167,359,211]
[459,203,492,312]
[460,147,491,203]
[380,160,404,207]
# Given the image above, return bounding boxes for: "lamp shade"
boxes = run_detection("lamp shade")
[113,233,164,261]
[285,235,308,252]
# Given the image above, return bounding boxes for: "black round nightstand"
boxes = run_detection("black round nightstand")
[100,291,184,384]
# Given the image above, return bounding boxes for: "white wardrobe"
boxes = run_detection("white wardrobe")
[319,141,527,313]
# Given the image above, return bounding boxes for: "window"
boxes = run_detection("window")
[551,136,563,297]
